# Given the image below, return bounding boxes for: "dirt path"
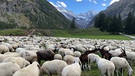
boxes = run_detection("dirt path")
[28,29,36,36]
[119,33,135,40]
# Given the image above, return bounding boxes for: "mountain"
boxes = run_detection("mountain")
[100,0,135,19]
[0,0,71,29]
[87,0,135,28]
[58,8,97,28]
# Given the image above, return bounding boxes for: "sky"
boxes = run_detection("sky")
[47,0,120,14]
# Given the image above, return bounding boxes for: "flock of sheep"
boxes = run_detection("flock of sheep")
[0,35,135,76]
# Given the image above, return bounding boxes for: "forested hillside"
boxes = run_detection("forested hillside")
[94,12,135,34]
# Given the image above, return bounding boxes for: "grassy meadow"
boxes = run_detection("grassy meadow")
[0,28,135,76]
[0,28,131,40]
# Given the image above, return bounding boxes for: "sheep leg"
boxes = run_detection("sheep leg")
[88,63,91,70]
[116,69,119,76]
[88,58,91,70]
[86,62,89,69]
[100,70,106,76]
[81,63,84,70]
[130,60,132,66]
[42,67,52,76]
[120,68,124,76]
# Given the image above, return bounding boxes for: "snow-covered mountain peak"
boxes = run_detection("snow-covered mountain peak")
[60,9,97,28]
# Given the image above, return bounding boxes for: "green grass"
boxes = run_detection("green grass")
[51,28,131,40]
[42,62,135,76]
[0,29,27,36]
[0,28,132,40]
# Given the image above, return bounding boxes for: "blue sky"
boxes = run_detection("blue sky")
[47,0,120,14]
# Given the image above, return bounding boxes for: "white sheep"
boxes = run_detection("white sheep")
[13,61,40,76]
[58,48,66,57]
[0,54,12,62]
[3,57,30,68]
[0,42,14,52]
[4,52,22,57]
[110,57,133,76]
[20,51,37,63]
[61,59,82,76]
[41,60,68,76]
[95,55,115,76]
[0,62,20,76]
[15,48,26,53]
[73,51,81,57]
[0,45,9,54]
[126,51,135,65]
[58,48,73,57]
[109,48,123,57]
[11,43,19,50]
[75,45,87,53]
[63,55,74,64]
[87,53,99,70]
[54,54,62,60]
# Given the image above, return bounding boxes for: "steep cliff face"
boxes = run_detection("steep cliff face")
[0,0,71,29]
[101,0,135,19]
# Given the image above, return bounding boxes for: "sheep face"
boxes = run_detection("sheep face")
[128,68,133,76]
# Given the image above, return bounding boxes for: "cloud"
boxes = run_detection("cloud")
[93,0,97,4]
[76,0,82,2]
[89,0,92,2]
[110,0,120,5]
[89,0,97,4]
[49,1,67,8]
[57,1,67,8]
[102,3,106,6]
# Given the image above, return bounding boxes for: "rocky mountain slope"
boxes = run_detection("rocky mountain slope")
[0,0,71,29]
[100,0,135,19]
[87,0,135,28]
[60,9,97,28]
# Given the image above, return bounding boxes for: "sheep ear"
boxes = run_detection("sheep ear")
[121,47,125,52]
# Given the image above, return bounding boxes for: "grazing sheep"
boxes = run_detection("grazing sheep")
[0,62,20,76]
[54,54,62,60]
[64,49,74,56]
[61,60,82,76]
[58,48,65,57]
[41,60,68,76]
[95,55,115,76]
[63,55,74,64]
[15,48,26,53]
[87,53,99,70]
[36,50,54,64]
[125,51,135,65]
[79,48,99,70]
[11,43,19,50]
[13,61,40,76]
[0,45,9,54]
[20,51,37,63]
[0,54,12,62]
[3,57,30,68]
[4,52,22,57]
[0,42,14,52]
[75,45,87,53]
[110,57,133,76]
[109,48,126,57]
[58,48,73,57]
[73,51,81,57]
[74,57,82,67]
